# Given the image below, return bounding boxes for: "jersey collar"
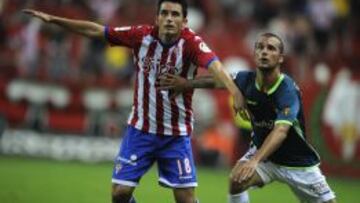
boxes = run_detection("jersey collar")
[154,26,183,48]
[255,73,285,95]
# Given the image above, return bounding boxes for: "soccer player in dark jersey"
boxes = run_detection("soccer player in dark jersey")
[23,1,243,203]
[157,33,337,203]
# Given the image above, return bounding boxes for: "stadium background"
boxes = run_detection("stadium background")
[0,0,359,202]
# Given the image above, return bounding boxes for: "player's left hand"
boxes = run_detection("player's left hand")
[231,160,258,183]
[22,9,52,22]
[156,73,190,98]
[232,92,246,114]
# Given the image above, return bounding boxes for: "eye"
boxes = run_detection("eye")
[160,10,168,16]
[256,43,264,50]
[171,11,181,17]
[268,45,276,51]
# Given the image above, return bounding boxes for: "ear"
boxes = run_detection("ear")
[182,18,188,28]
[279,54,284,64]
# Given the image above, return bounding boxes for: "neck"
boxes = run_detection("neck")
[159,33,180,45]
[256,67,281,91]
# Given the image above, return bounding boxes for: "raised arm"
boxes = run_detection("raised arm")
[22,9,104,39]
[207,60,245,111]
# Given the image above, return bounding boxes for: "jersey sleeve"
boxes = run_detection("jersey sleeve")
[275,82,300,126]
[188,36,218,68]
[104,25,143,48]
[233,71,251,93]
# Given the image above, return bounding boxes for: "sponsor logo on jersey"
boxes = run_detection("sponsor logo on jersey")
[253,120,274,129]
[141,57,180,75]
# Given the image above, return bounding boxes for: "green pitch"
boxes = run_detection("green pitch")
[0,155,358,203]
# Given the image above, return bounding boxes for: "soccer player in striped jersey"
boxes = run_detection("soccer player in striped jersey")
[23,0,243,203]
[157,33,337,203]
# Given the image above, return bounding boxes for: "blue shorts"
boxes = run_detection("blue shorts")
[111,125,197,188]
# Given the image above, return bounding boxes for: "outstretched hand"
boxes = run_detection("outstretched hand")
[156,73,190,99]
[22,9,52,22]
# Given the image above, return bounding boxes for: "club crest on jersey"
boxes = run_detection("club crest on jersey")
[282,107,291,116]
[199,42,211,53]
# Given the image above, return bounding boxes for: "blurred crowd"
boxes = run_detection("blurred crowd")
[0,0,359,85]
[0,0,359,166]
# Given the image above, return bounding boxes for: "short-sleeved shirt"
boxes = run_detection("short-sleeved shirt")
[105,25,218,136]
[233,71,320,167]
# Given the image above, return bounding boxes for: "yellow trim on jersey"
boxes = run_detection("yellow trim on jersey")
[255,74,285,95]
[293,119,304,139]
[267,74,285,95]
[255,80,261,91]
[230,96,252,130]
[275,120,293,126]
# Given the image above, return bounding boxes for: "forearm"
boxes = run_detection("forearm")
[208,61,240,96]
[188,75,224,89]
[49,16,104,38]
[251,125,289,163]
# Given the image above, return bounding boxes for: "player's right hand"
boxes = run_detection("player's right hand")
[22,9,52,22]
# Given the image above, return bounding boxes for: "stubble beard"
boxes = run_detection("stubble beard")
[258,65,276,75]
[161,29,179,44]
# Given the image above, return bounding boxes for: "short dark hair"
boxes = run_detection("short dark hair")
[157,0,188,18]
[259,33,284,54]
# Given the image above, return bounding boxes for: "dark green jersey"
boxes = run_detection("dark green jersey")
[234,71,320,167]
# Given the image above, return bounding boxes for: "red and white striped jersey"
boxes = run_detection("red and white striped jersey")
[105,25,218,136]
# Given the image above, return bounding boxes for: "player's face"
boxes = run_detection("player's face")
[156,2,187,38]
[254,36,284,71]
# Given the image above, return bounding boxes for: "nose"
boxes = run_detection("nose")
[261,50,268,56]
[166,15,173,22]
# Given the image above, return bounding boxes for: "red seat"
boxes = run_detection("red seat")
[46,109,87,134]
[0,98,28,126]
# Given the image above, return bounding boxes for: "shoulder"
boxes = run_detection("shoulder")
[233,71,255,90]
[181,27,198,40]
[181,28,215,55]
[280,74,300,92]
[181,28,206,47]
[233,70,255,81]
[133,24,154,35]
